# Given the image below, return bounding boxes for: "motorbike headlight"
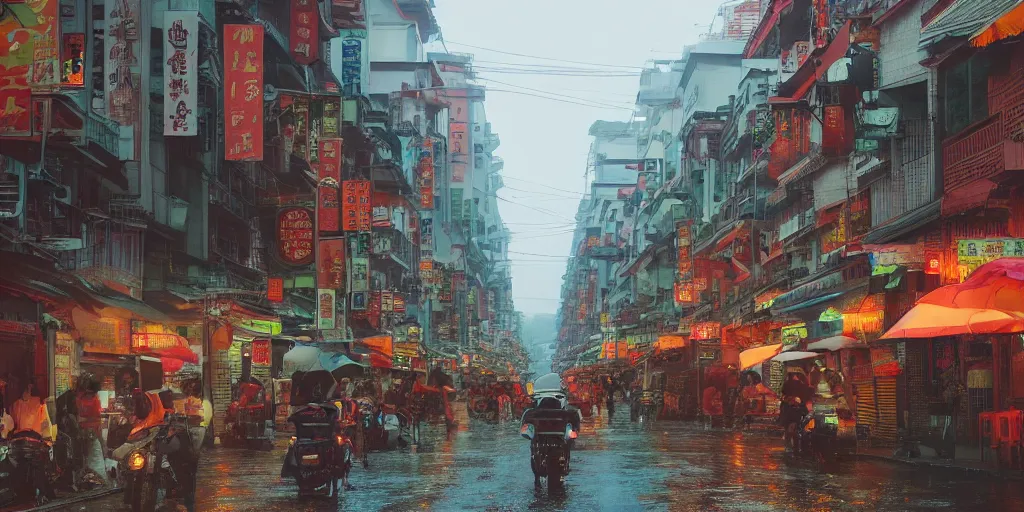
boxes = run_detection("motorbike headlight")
[127,450,146,471]
[336,435,344,447]
[288,436,296,447]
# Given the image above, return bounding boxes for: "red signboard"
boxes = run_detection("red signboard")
[822,105,851,156]
[318,138,342,182]
[290,0,319,65]
[224,24,264,161]
[267,277,284,302]
[343,180,372,231]
[318,185,340,232]
[251,339,271,366]
[277,208,314,265]
[393,294,406,313]
[691,322,722,340]
[317,238,345,290]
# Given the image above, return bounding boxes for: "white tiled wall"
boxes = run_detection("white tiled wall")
[879,0,928,88]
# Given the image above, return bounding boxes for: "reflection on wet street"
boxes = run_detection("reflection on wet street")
[64,406,1024,511]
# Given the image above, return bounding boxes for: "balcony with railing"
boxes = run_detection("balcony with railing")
[371,227,415,270]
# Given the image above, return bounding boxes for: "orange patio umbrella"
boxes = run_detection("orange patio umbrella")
[919,258,1024,313]
[739,343,782,370]
[880,303,1024,340]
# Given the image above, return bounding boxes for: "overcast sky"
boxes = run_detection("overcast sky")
[429,0,724,316]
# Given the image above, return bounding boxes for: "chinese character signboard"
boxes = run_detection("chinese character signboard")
[0,31,33,135]
[318,138,342,182]
[957,239,1024,280]
[106,0,141,127]
[676,222,694,304]
[29,0,59,89]
[290,0,319,65]
[251,340,271,366]
[281,94,309,159]
[60,33,85,87]
[420,139,435,209]
[224,24,264,161]
[267,277,284,302]
[318,184,339,232]
[448,96,469,182]
[163,12,198,135]
[355,180,371,231]
[317,289,336,330]
[277,207,314,265]
[690,322,721,340]
[341,38,362,92]
[822,105,851,156]
[318,238,345,290]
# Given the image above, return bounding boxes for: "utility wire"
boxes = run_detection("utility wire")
[502,185,586,200]
[445,40,646,70]
[485,89,634,110]
[502,175,591,196]
[478,77,636,110]
[495,195,577,222]
[507,250,571,258]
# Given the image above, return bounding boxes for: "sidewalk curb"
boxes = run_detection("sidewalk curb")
[26,488,121,512]
[855,453,1024,480]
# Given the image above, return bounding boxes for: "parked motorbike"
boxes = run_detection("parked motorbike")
[0,430,57,506]
[281,402,351,500]
[113,413,203,512]
[636,390,660,426]
[520,373,580,490]
[0,437,15,507]
[221,379,275,451]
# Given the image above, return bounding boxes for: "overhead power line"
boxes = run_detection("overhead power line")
[503,175,591,196]
[507,250,570,258]
[485,89,634,110]
[478,77,635,110]
[445,40,646,70]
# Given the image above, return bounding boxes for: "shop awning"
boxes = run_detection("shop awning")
[772,351,821,363]
[740,343,782,370]
[971,1,1024,47]
[920,0,1021,49]
[773,22,852,102]
[715,221,746,252]
[941,179,999,216]
[880,303,1024,339]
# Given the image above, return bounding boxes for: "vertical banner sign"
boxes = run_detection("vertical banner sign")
[341,39,362,92]
[420,138,435,209]
[29,0,59,88]
[317,289,336,330]
[317,184,340,232]
[290,0,319,65]
[277,207,314,265]
[163,12,198,135]
[106,0,141,126]
[318,139,342,182]
[0,30,34,135]
[676,222,694,304]
[350,258,369,292]
[355,180,372,231]
[342,180,358,232]
[267,277,284,302]
[290,95,310,159]
[60,33,85,87]
[317,238,345,290]
[451,188,464,221]
[322,98,341,138]
[448,97,469,182]
[224,24,264,161]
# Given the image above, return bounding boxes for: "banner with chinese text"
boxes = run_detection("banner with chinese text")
[277,207,314,265]
[317,289,336,330]
[420,138,434,208]
[105,0,141,129]
[164,12,198,135]
[317,138,343,182]
[318,184,339,232]
[224,24,264,160]
[342,180,371,231]
[289,0,318,65]
[317,238,345,290]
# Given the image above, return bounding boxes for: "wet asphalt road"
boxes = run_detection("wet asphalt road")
[56,403,1024,512]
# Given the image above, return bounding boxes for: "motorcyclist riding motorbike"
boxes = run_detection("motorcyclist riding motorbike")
[780,369,813,453]
[520,373,581,489]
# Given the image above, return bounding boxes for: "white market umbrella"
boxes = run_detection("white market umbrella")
[806,336,862,352]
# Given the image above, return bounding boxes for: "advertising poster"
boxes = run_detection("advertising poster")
[0,30,33,135]
[317,289,336,330]
[318,184,339,232]
[60,33,85,87]
[163,12,198,135]
[317,238,345,290]
[289,0,318,65]
[28,0,59,88]
[277,207,314,265]
[223,24,264,161]
[105,0,141,126]
[349,257,369,292]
